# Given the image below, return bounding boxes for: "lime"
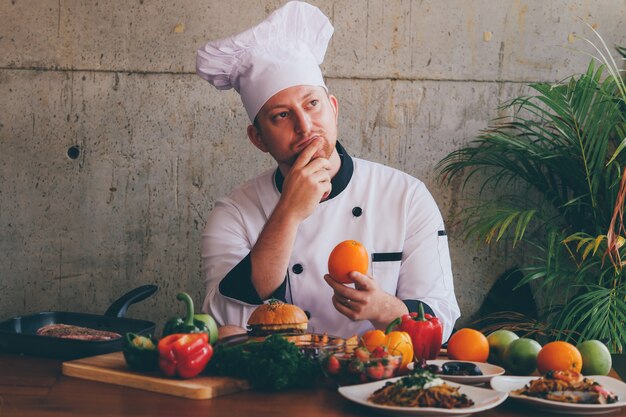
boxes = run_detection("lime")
[503,338,542,375]
[577,340,612,376]
[487,329,519,366]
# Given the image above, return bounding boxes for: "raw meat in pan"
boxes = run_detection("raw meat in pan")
[36,323,122,341]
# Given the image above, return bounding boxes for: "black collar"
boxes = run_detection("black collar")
[274,141,354,201]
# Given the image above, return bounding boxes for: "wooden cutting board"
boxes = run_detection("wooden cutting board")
[62,352,249,400]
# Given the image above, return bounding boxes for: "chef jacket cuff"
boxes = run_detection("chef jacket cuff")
[403,300,435,317]
[218,253,287,304]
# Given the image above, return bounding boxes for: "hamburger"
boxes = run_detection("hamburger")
[247,300,309,336]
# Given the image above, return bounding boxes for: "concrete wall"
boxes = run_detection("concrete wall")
[1,0,625,332]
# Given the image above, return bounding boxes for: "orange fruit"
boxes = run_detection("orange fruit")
[447,328,490,362]
[536,341,582,374]
[328,240,368,284]
[361,329,387,352]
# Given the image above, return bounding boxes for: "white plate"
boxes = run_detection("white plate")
[338,377,507,417]
[407,360,505,384]
[490,375,626,415]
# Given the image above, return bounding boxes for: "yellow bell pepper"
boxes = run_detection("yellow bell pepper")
[385,331,414,370]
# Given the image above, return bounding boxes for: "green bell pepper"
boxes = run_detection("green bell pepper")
[162,292,219,344]
[123,332,159,371]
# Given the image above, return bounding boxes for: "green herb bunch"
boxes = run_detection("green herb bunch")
[397,369,439,389]
[208,335,321,391]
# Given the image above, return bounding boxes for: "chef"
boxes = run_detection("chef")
[196,1,460,340]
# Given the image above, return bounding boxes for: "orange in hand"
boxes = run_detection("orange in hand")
[536,341,582,374]
[328,240,369,284]
[447,328,490,362]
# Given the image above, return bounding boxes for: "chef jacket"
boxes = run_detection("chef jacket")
[201,142,460,340]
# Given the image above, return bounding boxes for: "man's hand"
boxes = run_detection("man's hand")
[250,138,331,299]
[323,272,409,329]
[277,138,332,222]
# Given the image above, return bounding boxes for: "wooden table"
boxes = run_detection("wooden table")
[1,352,625,417]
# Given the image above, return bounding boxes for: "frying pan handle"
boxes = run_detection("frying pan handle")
[104,285,158,318]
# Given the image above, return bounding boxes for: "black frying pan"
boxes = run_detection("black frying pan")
[0,284,158,360]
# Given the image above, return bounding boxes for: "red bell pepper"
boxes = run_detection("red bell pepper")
[158,333,213,379]
[386,303,443,361]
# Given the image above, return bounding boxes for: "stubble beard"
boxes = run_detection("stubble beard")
[281,136,335,167]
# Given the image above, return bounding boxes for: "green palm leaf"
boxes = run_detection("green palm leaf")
[437,46,626,351]
[555,285,626,352]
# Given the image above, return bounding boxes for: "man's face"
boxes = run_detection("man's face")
[247,85,339,169]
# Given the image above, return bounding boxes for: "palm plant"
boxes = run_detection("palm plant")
[437,28,626,353]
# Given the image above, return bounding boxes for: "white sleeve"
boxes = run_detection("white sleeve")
[396,182,461,342]
[200,197,258,327]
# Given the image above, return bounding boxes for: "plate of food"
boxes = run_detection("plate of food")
[490,370,626,414]
[338,369,507,416]
[407,360,505,385]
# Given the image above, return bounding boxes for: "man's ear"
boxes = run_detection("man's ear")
[247,124,268,153]
[328,94,339,123]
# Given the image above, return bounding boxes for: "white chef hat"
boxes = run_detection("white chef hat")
[196,1,334,122]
